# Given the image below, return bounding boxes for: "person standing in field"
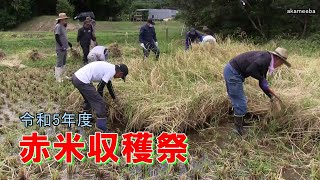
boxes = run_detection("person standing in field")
[77,20,97,65]
[86,16,97,47]
[185,28,203,50]
[223,47,291,136]
[54,13,73,82]
[139,18,160,60]
[87,46,109,63]
[72,61,128,132]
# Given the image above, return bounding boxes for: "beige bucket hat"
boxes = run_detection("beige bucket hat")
[56,13,69,21]
[269,47,291,67]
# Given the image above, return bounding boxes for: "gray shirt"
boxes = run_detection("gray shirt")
[54,23,69,51]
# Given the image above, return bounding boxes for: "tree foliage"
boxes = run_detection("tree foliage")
[56,0,75,18]
[170,0,320,39]
[0,0,34,30]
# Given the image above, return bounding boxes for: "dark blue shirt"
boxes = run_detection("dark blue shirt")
[139,24,157,44]
[229,51,273,98]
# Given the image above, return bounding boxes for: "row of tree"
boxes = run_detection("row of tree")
[171,0,320,39]
[0,0,167,30]
[1,0,318,39]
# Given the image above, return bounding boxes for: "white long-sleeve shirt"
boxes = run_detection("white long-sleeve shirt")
[202,35,217,44]
[87,46,107,62]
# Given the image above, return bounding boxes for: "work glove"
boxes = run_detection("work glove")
[155,42,158,47]
[62,47,67,51]
[140,43,146,50]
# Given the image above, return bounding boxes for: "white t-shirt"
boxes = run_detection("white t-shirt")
[74,61,115,84]
[88,46,107,61]
[202,35,217,44]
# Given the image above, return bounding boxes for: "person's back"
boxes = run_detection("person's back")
[88,46,108,62]
[74,61,115,83]
[202,35,216,44]
[229,51,271,80]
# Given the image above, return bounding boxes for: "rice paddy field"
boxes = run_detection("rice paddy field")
[0,17,319,180]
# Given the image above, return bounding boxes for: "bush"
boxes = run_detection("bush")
[0,10,17,30]
[56,0,75,17]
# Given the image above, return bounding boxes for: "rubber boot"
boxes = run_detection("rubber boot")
[62,65,71,80]
[77,127,85,136]
[96,117,107,133]
[54,67,63,82]
[234,116,244,136]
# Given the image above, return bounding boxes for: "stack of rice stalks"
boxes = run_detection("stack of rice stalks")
[28,49,44,61]
[71,47,81,60]
[108,43,122,58]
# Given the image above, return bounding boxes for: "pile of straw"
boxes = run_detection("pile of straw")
[108,43,122,58]
[28,49,43,61]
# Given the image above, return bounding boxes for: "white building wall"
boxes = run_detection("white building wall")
[148,9,178,20]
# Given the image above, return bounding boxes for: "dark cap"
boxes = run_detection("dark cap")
[190,28,196,35]
[116,64,128,82]
[147,18,155,25]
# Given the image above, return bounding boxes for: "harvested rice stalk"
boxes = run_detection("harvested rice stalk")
[28,49,44,61]
[108,43,122,58]
[71,48,81,60]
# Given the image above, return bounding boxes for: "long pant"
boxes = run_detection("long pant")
[223,63,247,117]
[143,42,160,60]
[72,74,107,118]
[56,50,67,67]
[81,44,90,65]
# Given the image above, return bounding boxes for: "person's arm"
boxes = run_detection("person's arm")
[259,78,272,98]
[77,29,81,43]
[100,51,106,61]
[196,31,203,40]
[55,34,63,47]
[246,62,273,99]
[153,27,157,42]
[91,32,96,42]
[139,26,145,44]
[185,33,190,50]
[107,81,116,100]
[97,80,107,97]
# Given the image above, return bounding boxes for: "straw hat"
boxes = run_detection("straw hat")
[269,47,291,67]
[56,13,69,21]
